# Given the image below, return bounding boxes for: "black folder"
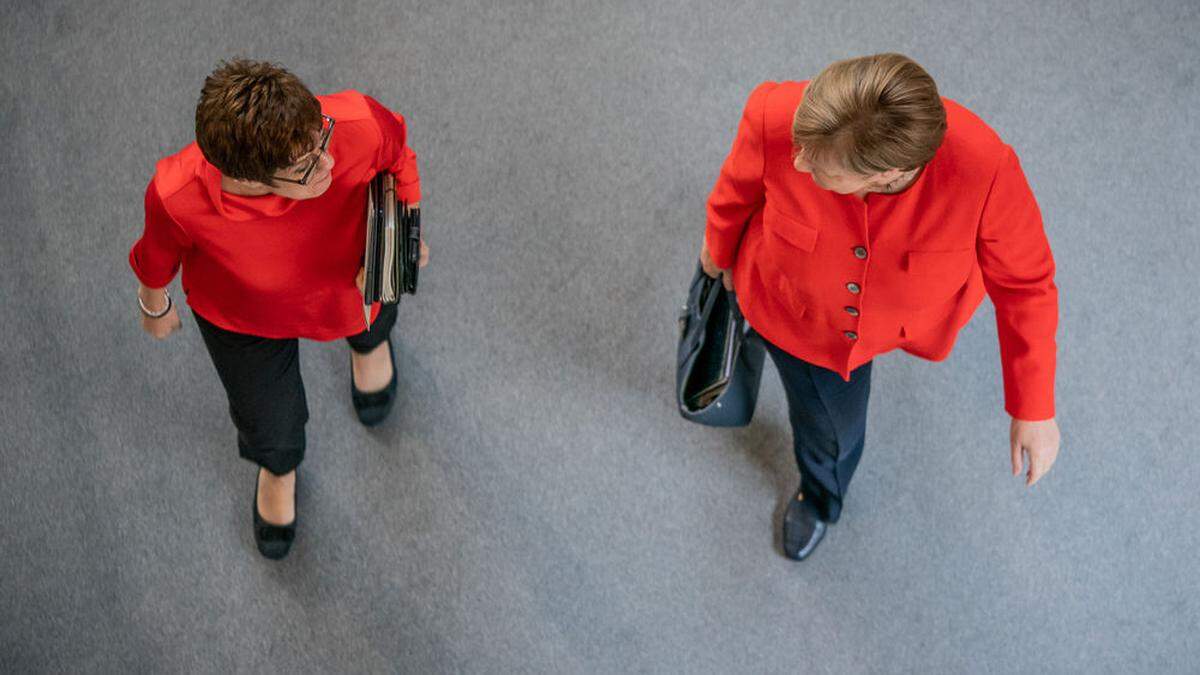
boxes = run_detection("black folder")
[363,172,421,313]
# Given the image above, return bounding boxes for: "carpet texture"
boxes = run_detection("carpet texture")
[1,0,1198,672]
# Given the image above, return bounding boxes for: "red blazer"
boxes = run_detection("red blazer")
[129,90,420,341]
[705,81,1058,420]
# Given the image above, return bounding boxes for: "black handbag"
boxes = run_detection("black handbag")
[675,262,765,427]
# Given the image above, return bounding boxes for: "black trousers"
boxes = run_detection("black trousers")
[756,330,873,524]
[193,303,398,477]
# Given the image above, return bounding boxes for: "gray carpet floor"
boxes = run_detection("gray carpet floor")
[2,0,1198,672]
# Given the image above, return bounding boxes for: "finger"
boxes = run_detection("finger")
[722,271,733,292]
[1027,452,1047,486]
[1011,441,1022,476]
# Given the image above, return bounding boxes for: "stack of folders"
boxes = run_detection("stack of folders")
[362,172,421,328]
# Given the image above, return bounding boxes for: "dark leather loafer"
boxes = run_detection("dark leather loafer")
[253,468,297,560]
[351,338,397,426]
[782,485,826,561]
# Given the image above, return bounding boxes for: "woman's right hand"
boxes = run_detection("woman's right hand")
[700,239,734,292]
[139,287,181,340]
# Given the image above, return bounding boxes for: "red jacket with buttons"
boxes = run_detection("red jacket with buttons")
[705,81,1058,420]
[128,90,420,341]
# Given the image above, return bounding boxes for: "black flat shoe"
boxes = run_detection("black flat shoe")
[253,468,297,560]
[351,338,397,426]
[782,485,826,561]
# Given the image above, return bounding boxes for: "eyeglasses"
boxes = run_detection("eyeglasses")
[272,114,335,185]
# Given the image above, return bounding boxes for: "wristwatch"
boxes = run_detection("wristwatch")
[138,289,172,319]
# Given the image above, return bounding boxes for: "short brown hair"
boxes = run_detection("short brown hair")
[792,53,946,175]
[194,59,322,183]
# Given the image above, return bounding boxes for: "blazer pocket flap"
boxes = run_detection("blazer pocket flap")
[906,248,974,275]
[763,203,818,252]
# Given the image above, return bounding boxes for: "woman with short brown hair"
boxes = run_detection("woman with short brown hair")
[130,59,428,560]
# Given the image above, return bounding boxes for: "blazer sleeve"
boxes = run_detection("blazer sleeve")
[704,82,775,270]
[365,95,421,203]
[128,178,191,289]
[977,145,1059,420]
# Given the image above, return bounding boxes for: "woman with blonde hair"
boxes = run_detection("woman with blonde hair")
[702,53,1061,560]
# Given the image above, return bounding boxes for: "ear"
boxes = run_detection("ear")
[875,167,905,183]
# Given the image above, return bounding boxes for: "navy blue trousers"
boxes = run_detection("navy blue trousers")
[756,331,873,524]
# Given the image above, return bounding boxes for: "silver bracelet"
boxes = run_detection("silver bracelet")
[138,289,172,318]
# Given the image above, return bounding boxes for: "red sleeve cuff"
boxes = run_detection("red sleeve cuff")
[705,225,737,270]
[1001,363,1056,421]
[1005,399,1055,422]
[128,244,178,289]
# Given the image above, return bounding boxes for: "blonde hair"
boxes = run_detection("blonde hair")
[792,53,947,175]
